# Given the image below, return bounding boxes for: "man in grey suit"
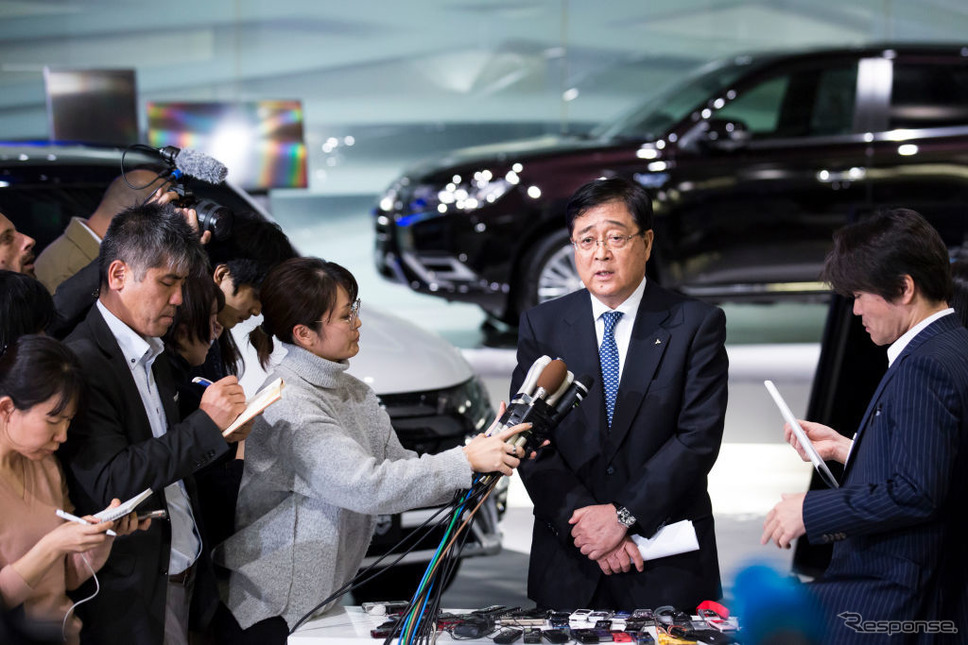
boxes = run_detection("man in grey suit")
[764,209,968,643]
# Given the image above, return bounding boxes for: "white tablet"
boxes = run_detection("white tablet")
[764,380,839,489]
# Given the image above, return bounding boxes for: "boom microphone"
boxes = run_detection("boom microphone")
[158,146,228,184]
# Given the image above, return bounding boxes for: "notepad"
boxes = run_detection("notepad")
[764,379,839,489]
[93,487,153,522]
[222,377,285,437]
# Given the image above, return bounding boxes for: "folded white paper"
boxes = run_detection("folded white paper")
[631,519,700,561]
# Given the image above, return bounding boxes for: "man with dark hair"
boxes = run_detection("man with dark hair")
[58,201,251,645]
[0,210,36,277]
[511,177,728,611]
[196,212,297,379]
[763,208,968,642]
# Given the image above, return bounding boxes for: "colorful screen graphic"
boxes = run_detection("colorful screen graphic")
[146,100,307,190]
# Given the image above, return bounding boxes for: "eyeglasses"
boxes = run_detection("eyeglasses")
[571,232,642,253]
[319,298,361,327]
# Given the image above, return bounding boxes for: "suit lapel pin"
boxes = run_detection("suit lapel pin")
[654,338,661,345]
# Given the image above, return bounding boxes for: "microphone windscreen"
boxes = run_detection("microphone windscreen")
[174,148,228,184]
[517,355,552,396]
[535,359,568,396]
[574,374,594,393]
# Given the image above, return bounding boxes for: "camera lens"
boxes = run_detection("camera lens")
[193,199,234,241]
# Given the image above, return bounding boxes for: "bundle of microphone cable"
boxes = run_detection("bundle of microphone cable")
[287,357,592,640]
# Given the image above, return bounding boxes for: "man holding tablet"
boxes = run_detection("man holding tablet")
[762,209,968,642]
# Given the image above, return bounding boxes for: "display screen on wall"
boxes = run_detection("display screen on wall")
[146,100,308,190]
[44,68,138,145]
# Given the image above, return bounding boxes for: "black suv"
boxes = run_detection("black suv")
[0,142,501,600]
[374,44,968,324]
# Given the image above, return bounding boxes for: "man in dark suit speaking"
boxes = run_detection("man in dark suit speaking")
[511,177,728,611]
[763,209,968,642]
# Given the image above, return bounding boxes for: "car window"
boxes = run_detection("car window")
[889,62,968,130]
[0,185,104,251]
[714,64,857,139]
[593,58,754,140]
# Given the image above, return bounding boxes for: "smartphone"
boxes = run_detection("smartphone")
[542,629,569,644]
[523,628,543,644]
[493,627,524,644]
[623,620,643,633]
[549,612,571,628]
[634,633,655,645]
[370,619,402,639]
[573,629,599,644]
[362,601,409,616]
[137,509,168,521]
[611,632,633,643]
[570,609,594,623]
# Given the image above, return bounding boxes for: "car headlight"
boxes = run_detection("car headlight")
[379,170,515,220]
[439,374,494,435]
[433,171,513,214]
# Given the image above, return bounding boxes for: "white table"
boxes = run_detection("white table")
[288,606,677,644]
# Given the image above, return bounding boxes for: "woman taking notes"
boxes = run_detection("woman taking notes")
[0,336,144,643]
[215,258,528,643]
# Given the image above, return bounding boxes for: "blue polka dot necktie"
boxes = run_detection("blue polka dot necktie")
[599,310,623,429]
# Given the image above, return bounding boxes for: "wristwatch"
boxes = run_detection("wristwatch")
[613,504,636,528]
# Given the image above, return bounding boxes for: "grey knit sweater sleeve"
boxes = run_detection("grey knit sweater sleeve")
[281,368,472,514]
[219,345,475,630]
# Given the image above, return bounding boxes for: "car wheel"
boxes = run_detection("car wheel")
[350,560,461,604]
[515,228,583,317]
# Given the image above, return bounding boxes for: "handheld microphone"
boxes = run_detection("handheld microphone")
[158,146,228,184]
[551,374,594,421]
[488,357,591,455]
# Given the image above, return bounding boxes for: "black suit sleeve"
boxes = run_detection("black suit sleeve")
[49,259,100,339]
[617,304,728,535]
[513,308,599,544]
[61,336,229,513]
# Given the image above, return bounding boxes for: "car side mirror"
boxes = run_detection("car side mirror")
[700,117,751,151]
[680,118,751,153]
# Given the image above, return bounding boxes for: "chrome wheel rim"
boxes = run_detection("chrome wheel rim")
[537,244,582,303]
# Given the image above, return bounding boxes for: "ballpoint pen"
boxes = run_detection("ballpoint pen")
[56,509,117,537]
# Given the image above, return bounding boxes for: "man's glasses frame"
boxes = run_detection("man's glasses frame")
[571,231,643,253]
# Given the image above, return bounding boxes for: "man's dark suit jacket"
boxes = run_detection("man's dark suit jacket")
[511,282,728,611]
[803,313,968,643]
[58,305,229,645]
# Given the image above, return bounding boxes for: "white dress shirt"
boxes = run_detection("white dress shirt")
[887,308,954,367]
[589,276,647,382]
[97,301,201,575]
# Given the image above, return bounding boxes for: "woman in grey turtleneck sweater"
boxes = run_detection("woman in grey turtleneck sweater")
[214,258,529,644]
